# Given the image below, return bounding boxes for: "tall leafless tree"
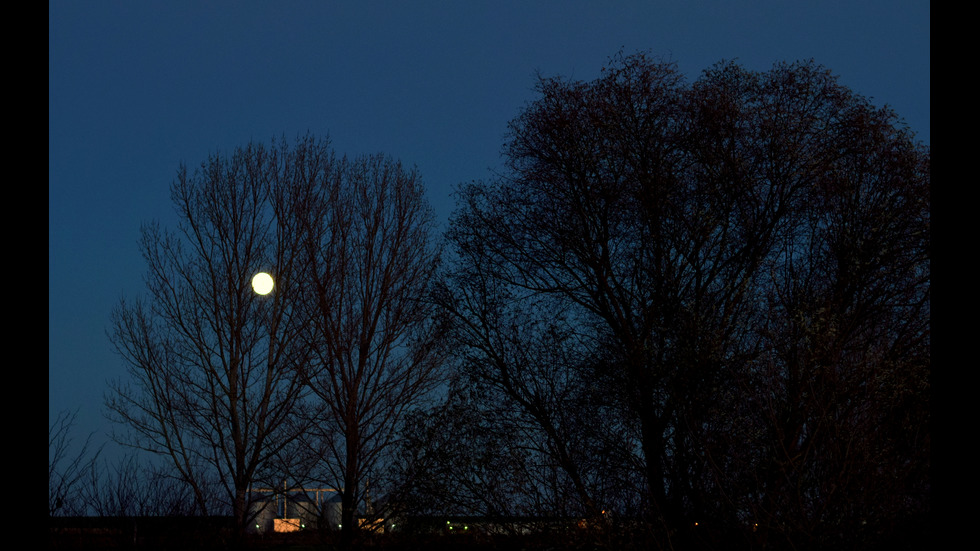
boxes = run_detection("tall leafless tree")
[106,136,325,538]
[295,153,446,548]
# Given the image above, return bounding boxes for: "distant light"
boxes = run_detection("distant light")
[252,272,274,295]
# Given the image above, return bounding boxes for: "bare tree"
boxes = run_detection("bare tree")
[81,453,199,517]
[445,52,929,548]
[49,409,102,515]
[106,136,325,538]
[431,258,621,521]
[295,153,446,548]
[388,380,543,521]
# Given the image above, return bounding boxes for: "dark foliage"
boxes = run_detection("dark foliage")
[398,52,929,550]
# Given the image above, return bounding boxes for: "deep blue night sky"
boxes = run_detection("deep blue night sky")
[49,1,929,462]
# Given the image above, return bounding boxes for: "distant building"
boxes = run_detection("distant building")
[246,487,341,534]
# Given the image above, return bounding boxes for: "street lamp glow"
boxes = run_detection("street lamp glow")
[251,272,274,295]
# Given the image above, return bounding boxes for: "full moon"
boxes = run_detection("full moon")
[251,272,274,295]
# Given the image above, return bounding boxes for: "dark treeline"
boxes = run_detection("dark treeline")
[389,53,929,551]
[50,53,929,551]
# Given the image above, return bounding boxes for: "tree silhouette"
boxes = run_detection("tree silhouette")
[106,136,321,539]
[294,152,447,548]
[49,409,102,516]
[442,52,929,549]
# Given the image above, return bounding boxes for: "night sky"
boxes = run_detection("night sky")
[49,1,930,463]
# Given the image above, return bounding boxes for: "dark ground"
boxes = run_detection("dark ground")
[49,515,933,551]
[49,518,665,551]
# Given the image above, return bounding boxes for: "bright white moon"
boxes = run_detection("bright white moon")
[251,272,274,295]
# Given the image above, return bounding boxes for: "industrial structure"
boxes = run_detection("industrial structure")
[246,486,342,534]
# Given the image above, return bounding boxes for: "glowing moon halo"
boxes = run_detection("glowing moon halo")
[251,272,274,295]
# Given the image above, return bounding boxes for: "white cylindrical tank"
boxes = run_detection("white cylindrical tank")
[288,494,318,530]
[323,492,343,531]
[248,497,276,534]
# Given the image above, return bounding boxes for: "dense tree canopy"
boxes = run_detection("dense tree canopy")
[421,53,929,550]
